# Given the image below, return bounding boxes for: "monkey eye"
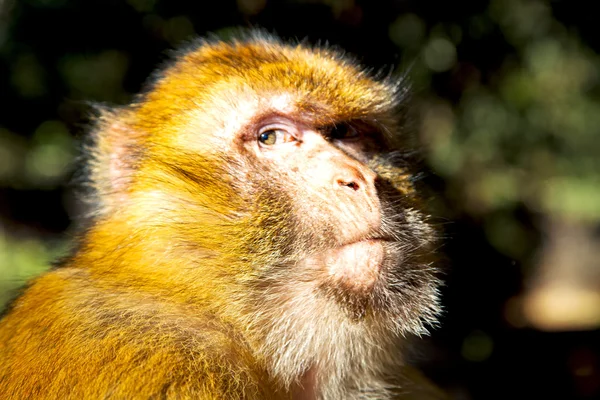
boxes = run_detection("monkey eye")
[258,128,296,146]
[327,123,360,141]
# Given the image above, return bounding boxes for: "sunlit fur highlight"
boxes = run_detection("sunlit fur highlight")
[0,32,441,399]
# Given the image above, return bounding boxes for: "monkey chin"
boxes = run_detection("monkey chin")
[313,239,387,319]
[324,239,384,293]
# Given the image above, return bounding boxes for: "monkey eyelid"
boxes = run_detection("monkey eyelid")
[320,120,379,139]
[327,123,361,142]
[256,123,302,148]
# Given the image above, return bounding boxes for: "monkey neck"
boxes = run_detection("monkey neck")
[73,217,242,313]
[290,368,318,400]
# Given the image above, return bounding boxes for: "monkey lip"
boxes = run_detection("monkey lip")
[323,239,386,292]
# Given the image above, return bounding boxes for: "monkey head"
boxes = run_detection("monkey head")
[85,33,441,391]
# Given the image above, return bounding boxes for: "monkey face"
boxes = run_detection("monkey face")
[229,110,439,328]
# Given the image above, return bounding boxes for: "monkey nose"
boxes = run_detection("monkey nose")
[334,165,377,195]
[337,179,360,191]
[333,165,381,233]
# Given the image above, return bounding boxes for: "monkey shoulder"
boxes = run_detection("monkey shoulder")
[0,268,276,399]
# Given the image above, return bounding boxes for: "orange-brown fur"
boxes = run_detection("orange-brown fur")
[0,32,441,399]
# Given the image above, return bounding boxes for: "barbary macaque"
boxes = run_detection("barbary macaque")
[0,32,442,399]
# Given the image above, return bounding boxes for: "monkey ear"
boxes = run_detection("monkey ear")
[83,108,142,217]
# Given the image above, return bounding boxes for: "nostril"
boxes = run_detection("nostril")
[338,179,360,191]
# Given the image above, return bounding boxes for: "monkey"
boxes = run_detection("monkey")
[0,32,443,399]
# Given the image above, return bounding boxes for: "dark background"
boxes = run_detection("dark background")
[1,0,599,399]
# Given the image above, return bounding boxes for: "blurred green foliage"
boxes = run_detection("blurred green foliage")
[0,121,74,190]
[0,231,65,307]
[415,0,600,260]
